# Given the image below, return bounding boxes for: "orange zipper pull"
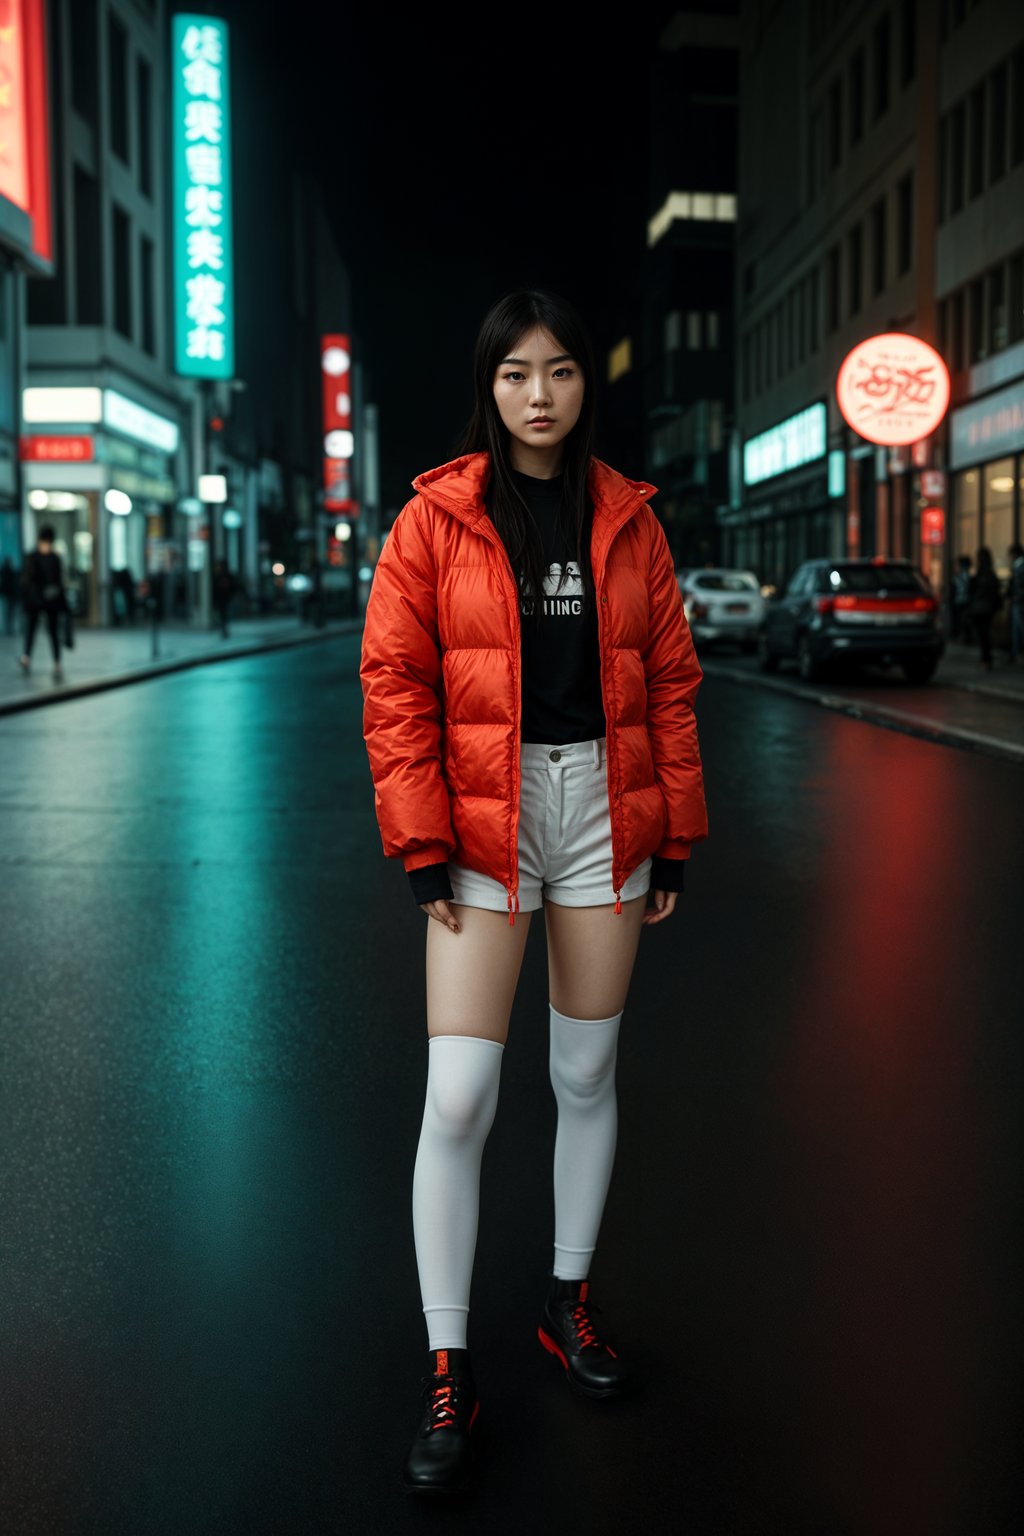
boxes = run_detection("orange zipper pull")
[614,889,622,915]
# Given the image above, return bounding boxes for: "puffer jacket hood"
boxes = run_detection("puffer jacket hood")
[360,449,708,923]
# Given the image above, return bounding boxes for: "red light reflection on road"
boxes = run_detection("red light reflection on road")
[776,727,983,1534]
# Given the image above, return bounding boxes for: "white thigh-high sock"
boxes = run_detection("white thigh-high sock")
[411,1034,505,1350]
[548,1003,623,1281]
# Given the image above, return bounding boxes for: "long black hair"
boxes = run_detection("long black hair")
[451,288,598,630]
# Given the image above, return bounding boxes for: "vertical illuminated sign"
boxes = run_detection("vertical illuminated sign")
[322,336,355,512]
[0,0,54,268]
[172,15,234,379]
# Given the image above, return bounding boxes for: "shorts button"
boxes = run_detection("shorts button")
[549,749,561,762]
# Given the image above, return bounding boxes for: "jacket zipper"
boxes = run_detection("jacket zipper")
[593,551,622,915]
[470,518,523,926]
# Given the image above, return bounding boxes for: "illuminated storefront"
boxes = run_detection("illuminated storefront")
[948,364,1024,581]
[20,387,183,624]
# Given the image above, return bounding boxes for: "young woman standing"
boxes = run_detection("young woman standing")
[359,289,708,1495]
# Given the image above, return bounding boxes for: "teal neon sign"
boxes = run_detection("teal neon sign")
[743,402,826,486]
[172,15,234,379]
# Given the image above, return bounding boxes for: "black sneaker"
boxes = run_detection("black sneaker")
[538,1273,631,1399]
[402,1347,481,1495]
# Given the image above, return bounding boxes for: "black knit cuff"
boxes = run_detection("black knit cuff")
[650,855,686,893]
[408,862,454,906]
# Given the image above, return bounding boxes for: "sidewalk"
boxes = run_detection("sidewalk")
[934,639,1024,703]
[700,635,1024,764]
[0,610,365,716]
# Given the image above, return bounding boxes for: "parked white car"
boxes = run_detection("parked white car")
[677,567,766,651]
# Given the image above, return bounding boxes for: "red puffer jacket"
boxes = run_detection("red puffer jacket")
[360,450,708,924]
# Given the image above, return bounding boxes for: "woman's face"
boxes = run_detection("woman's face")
[491,325,584,468]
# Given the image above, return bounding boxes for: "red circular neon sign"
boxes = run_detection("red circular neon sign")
[836,332,950,446]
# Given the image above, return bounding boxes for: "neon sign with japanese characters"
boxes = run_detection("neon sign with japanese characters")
[172,15,235,379]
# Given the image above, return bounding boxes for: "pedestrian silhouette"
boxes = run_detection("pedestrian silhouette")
[213,558,237,638]
[19,524,68,682]
[0,555,19,637]
[968,546,1002,672]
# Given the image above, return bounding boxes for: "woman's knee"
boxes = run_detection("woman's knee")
[423,1036,504,1138]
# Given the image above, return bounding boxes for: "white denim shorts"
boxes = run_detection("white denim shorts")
[448,736,652,912]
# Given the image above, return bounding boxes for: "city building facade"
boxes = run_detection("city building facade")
[725,0,1024,600]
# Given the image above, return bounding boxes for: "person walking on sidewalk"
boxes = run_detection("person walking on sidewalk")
[212,558,236,638]
[360,289,709,1496]
[968,545,1002,672]
[18,524,68,682]
[951,554,973,642]
[1008,543,1024,664]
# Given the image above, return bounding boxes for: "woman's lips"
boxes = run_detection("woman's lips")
[528,419,554,427]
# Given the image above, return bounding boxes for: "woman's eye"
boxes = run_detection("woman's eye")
[553,367,574,378]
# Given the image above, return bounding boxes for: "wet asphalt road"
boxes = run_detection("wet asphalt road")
[1,633,1021,1535]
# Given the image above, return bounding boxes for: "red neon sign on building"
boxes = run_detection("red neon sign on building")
[836,333,950,447]
[321,334,357,515]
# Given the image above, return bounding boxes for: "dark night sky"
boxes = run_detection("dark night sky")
[222,2,685,510]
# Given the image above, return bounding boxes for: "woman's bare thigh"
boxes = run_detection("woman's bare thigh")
[425,903,534,1044]
[543,893,647,1019]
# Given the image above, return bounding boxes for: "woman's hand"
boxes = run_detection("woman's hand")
[642,889,677,926]
[421,898,462,933]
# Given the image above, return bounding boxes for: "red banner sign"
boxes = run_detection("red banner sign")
[19,435,95,462]
[921,506,945,546]
[321,333,355,513]
[0,0,54,266]
[836,333,950,447]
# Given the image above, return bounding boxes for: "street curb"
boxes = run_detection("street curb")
[699,659,1024,765]
[0,617,365,718]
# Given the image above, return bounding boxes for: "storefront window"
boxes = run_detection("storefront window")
[954,469,979,564]
[983,458,1015,576]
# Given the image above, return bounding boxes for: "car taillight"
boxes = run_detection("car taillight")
[833,594,938,613]
[814,597,834,615]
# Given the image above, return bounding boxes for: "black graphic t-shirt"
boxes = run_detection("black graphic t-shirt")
[502,467,606,745]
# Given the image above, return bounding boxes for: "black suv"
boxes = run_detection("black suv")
[757,558,945,684]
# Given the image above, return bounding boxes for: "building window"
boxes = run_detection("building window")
[988,264,1007,354]
[938,114,949,223]
[809,266,820,351]
[827,76,843,169]
[950,100,966,214]
[796,279,806,361]
[899,0,916,87]
[70,0,98,124]
[141,236,155,355]
[987,65,1007,185]
[968,276,984,363]
[1010,254,1024,345]
[808,107,824,198]
[850,48,865,144]
[951,289,965,371]
[896,171,913,275]
[968,81,985,200]
[686,311,701,349]
[871,196,887,295]
[848,224,863,315]
[707,311,720,349]
[108,13,129,164]
[112,204,132,339]
[138,58,153,199]
[1012,47,1024,167]
[826,244,841,331]
[73,167,102,324]
[873,11,891,120]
